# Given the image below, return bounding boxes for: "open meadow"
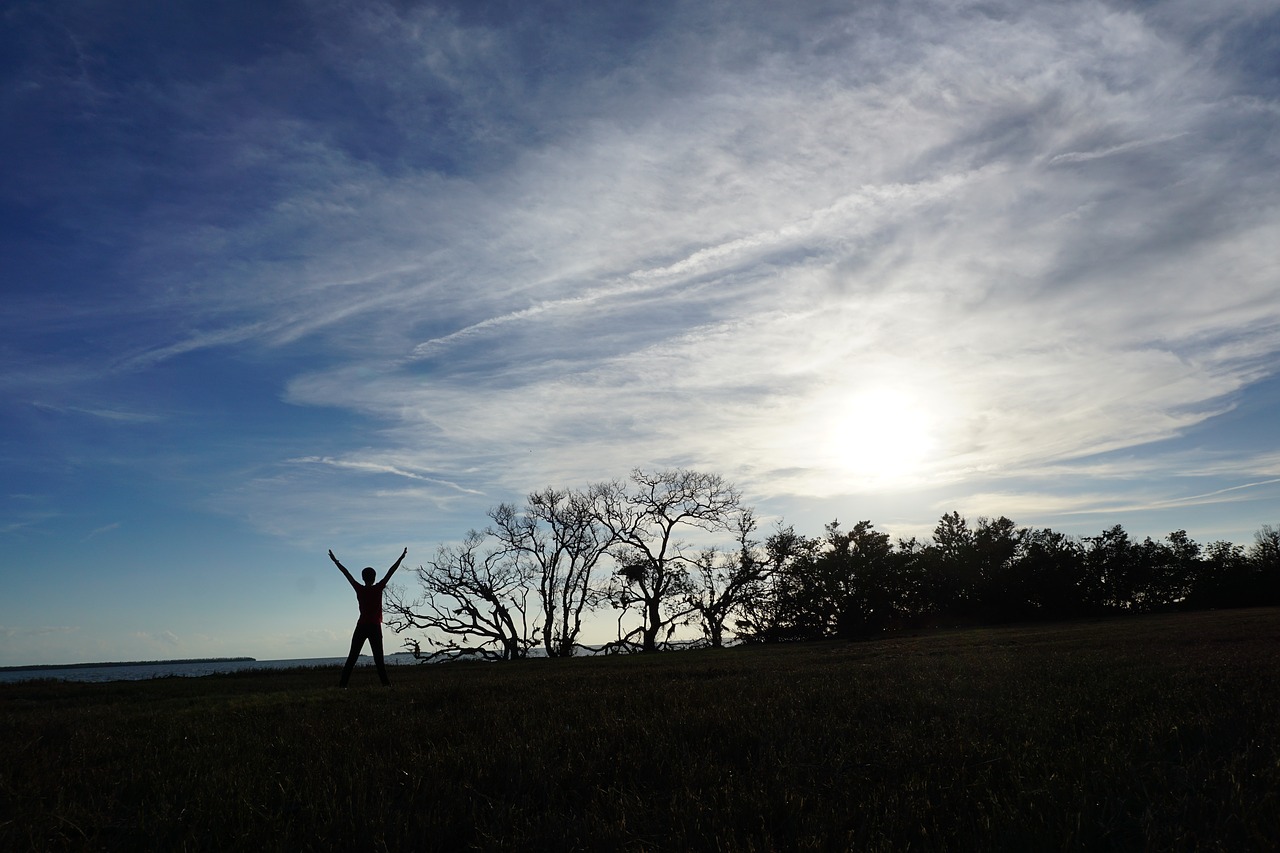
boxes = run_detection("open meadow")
[2,609,1278,851]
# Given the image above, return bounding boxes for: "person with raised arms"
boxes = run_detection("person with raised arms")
[329,547,407,687]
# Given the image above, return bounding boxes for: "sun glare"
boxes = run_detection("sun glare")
[821,387,937,487]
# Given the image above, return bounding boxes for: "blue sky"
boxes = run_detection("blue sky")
[2,0,1278,666]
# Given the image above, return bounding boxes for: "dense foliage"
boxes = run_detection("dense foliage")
[738,515,1280,642]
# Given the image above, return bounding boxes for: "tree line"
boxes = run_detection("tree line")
[384,468,1280,659]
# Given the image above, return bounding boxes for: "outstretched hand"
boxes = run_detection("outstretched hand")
[385,546,408,581]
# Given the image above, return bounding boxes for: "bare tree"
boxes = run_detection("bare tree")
[687,509,767,648]
[591,468,745,653]
[487,487,610,657]
[384,531,534,661]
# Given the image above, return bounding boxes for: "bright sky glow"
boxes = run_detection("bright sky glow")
[817,387,939,488]
[2,0,1279,665]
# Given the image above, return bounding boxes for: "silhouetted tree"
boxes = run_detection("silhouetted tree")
[686,509,768,647]
[1160,530,1200,608]
[890,536,933,620]
[394,479,1279,658]
[818,520,898,638]
[972,516,1027,620]
[1128,536,1165,611]
[1248,524,1280,604]
[385,531,533,661]
[487,488,610,657]
[1017,528,1089,618]
[592,469,745,653]
[1187,540,1250,609]
[923,511,980,617]
[734,524,822,642]
[1084,525,1136,611]
[737,520,907,640]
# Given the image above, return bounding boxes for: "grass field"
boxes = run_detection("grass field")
[2,609,1278,851]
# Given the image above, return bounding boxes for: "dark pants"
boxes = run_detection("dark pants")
[340,621,390,686]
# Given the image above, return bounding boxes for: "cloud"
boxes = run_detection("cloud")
[1142,478,1280,508]
[0,501,61,535]
[1047,132,1190,165]
[0,625,79,639]
[85,522,120,539]
[111,323,276,373]
[8,1,1280,544]
[216,3,1262,530]
[289,456,484,495]
[132,630,180,648]
[946,479,1280,524]
[31,402,162,424]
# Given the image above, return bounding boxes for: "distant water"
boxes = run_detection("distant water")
[0,654,419,684]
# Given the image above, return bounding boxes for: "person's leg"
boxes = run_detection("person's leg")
[370,627,391,686]
[339,624,366,687]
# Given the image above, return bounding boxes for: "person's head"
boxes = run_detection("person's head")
[362,567,377,584]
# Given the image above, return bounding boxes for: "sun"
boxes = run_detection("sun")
[820,387,937,487]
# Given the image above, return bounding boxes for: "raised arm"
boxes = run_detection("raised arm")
[382,547,408,584]
[329,549,359,590]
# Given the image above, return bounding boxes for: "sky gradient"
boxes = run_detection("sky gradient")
[3,0,1279,666]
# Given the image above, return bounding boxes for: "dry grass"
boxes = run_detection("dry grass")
[2,609,1278,851]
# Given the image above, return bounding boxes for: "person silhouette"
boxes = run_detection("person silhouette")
[329,547,407,687]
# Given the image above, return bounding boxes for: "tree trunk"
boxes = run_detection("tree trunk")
[642,596,661,652]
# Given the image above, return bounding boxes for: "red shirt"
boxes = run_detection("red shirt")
[355,581,386,625]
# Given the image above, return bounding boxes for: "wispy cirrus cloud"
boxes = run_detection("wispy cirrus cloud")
[0,625,79,642]
[223,1,1276,532]
[5,0,1279,548]
[132,630,180,648]
[31,402,163,424]
[1047,132,1190,165]
[289,456,484,495]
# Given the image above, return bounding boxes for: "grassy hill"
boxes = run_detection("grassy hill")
[3,609,1278,851]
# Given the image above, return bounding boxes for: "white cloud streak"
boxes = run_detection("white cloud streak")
[1047,132,1190,165]
[132,630,180,648]
[31,402,163,424]
[289,456,484,495]
[85,522,120,539]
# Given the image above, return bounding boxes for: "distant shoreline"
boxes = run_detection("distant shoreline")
[0,657,256,673]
